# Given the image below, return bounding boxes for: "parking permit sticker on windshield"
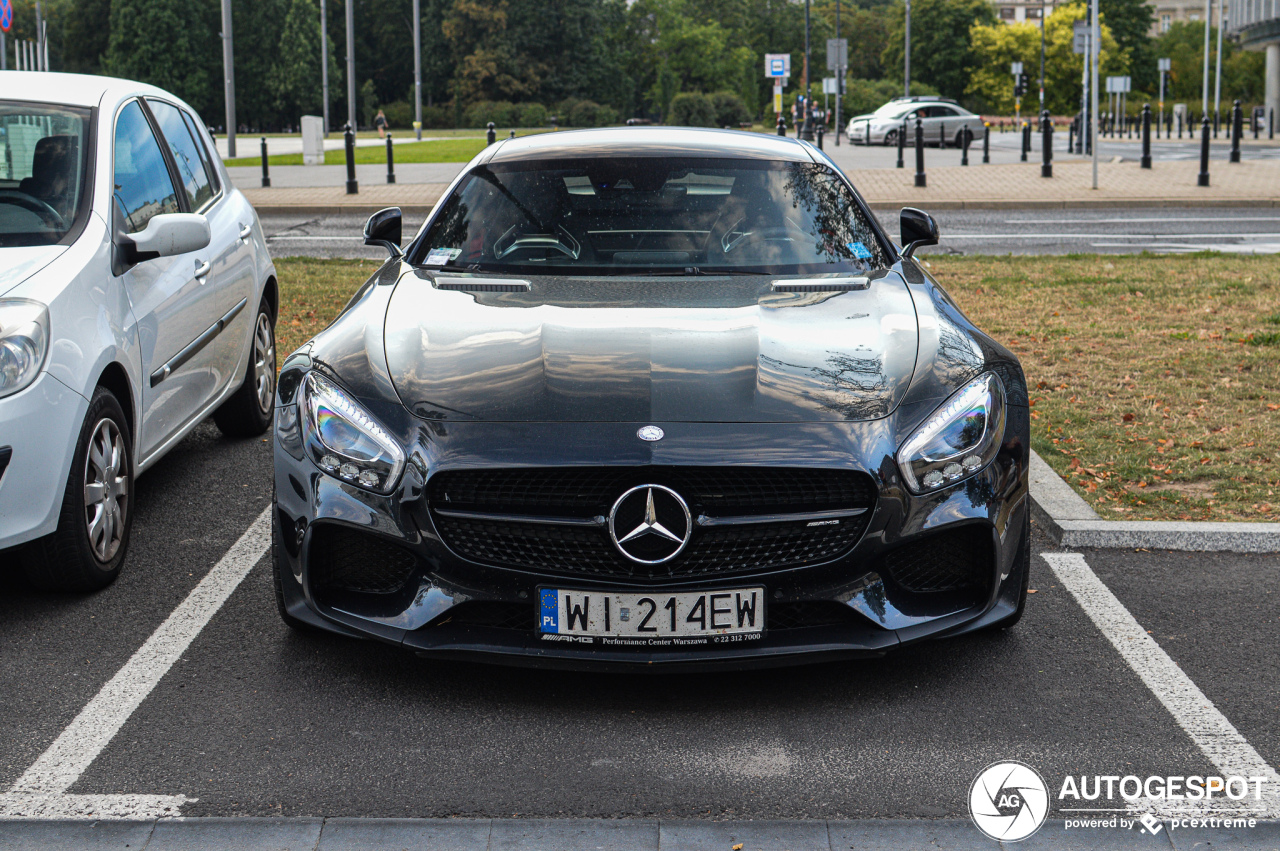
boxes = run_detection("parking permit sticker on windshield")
[847,241,872,259]
[425,248,461,265]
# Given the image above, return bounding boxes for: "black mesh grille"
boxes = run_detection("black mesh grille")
[441,601,534,630]
[768,601,863,630]
[428,466,876,581]
[880,525,992,593]
[309,524,420,595]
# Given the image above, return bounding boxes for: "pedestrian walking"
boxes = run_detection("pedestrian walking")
[374,109,388,138]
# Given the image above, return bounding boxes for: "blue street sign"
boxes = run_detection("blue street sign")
[0,0,12,33]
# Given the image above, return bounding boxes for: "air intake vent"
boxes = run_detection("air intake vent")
[772,277,869,293]
[879,525,992,593]
[309,524,420,595]
[433,276,530,292]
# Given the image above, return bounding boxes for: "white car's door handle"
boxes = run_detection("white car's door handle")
[194,260,212,280]
[238,224,252,240]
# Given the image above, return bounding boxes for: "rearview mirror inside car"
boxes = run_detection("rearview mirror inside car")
[900,207,939,259]
[364,207,403,258]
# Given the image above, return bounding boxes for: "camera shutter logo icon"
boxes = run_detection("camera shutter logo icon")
[968,761,1050,842]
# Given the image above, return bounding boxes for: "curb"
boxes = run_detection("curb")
[1,817,1277,850]
[1029,450,1280,552]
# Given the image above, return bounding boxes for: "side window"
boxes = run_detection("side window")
[112,100,181,234]
[180,110,221,195]
[147,100,215,210]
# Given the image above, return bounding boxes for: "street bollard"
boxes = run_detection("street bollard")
[1271,107,1275,140]
[816,124,824,150]
[865,118,873,145]
[777,116,786,136]
[1068,120,1075,156]
[1255,107,1260,139]
[1021,122,1030,162]
[1177,112,1182,139]
[1213,110,1219,139]
[1141,103,1152,169]
[509,130,516,139]
[982,123,990,163]
[486,122,496,146]
[260,137,270,188]
[914,117,926,188]
[1198,115,1211,187]
[343,123,357,195]
[896,120,906,168]
[961,126,970,166]
[1230,100,1242,163]
[1041,111,1052,178]
[385,134,395,184]
[940,123,945,150]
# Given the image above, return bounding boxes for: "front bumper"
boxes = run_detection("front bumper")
[273,407,1031,670]
[0,371,88,550]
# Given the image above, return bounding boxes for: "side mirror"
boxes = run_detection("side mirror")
[900,207,938,259]
[122,213,211,265]
[364,207,403,258]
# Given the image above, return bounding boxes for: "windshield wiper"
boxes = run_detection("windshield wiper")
[637,266,765,277]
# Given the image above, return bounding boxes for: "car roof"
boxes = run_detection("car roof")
[0,71,178,110]
[484,127,816,163]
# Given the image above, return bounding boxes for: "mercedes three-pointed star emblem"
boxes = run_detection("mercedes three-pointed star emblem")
[608,484,692,564]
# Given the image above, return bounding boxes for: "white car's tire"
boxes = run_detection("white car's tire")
[213,298,276,438]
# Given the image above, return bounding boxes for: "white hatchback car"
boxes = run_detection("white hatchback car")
[0,72,277,590]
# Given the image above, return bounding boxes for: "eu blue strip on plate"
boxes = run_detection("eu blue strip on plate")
[539,588,559,632]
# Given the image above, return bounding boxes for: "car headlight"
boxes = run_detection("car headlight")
[299,372,405,494]
[0,299,50,400]
[896,373,1006,495]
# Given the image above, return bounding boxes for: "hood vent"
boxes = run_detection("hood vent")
[772,277,870,293]
[433,276,531,293]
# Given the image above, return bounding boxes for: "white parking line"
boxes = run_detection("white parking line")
[1004,217,1280,224]
[941,232,1280,240]
[1043,552,1280,818]
[1,508,271,818]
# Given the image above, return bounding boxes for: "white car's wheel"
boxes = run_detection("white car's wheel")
[213,298,276,438]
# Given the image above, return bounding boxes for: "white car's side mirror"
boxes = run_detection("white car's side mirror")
[129,213,211,259]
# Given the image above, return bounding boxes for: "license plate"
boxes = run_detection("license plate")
[538,587,765,647]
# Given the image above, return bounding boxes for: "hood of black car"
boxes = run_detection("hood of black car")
[383,272,919,422]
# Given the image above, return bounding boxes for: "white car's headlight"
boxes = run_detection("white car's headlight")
[897,373,1006,495]
[300,372,405,494]
[0,299,50,399]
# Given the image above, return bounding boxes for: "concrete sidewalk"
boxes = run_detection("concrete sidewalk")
[237,159,1280,216]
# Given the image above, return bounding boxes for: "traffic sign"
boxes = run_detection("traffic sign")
[1158,57,1171,71]
[825,39,847,71]
[1073,21,1088,54]
[822,77,838,95]
[1011,61,1023,75]
[765,54,791,78]
[0,0,12,33]
[1105,75,1131,93]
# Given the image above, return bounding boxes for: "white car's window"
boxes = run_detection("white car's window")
[112,100,182,234]
[0,100,92,247]
[147,99,215,210]
[179,109,221,195]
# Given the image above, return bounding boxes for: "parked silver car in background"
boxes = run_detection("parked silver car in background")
[846,97,986,148]
[0,72,278,591]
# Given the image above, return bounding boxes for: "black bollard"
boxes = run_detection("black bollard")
[486,122,496,146]
[777,116,786,136]
[1213,110,1219,139]
[260,137,270,188]
[1021,122,1030,162]
[1068,120,1075,156]
[1198,115,1211,187]
[385,134,395,184]
[1230,100,1242,163]
[1255,107,1260,139]
[940,123,945,150]
[343,123,357,195]
[1041,111,1052,178]
[1141,103,1152,169]
[816,124,824,150]
[914,117,926,188]
[982,123,990,163]
[896,120,906,168]
[1271,108,1275,140]
[1177,112,1182,139]
[509,130,516,139]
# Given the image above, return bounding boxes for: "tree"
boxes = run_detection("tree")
[1152,21,1264,105]
[269,0,342,123]
[669,92,715,125]
[105,0,221,120]
[56,0,111,74]
[881,0,996,100]
[1098,0,1155,92]
[966,3,1123,115]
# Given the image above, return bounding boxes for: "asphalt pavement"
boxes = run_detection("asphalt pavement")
[1,417,1277,841]
[256,207,1280,259]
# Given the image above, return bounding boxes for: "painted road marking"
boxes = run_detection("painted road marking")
[2,508,272,818]
[1043,552,1280,818]
[940,232,1280,240]
[1005,216,1280,224]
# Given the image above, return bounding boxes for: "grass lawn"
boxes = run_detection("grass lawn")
[225,138,489,167]
[272,253,1279,523]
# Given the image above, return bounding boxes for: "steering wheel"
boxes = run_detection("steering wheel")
[0,190,67,230]
[722,226,799,254]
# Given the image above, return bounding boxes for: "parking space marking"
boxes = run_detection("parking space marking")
[7,508,271,800]
[1043,552,1280,818]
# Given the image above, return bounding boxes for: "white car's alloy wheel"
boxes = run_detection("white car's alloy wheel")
[253,311,275,414]
[83,417,129,562]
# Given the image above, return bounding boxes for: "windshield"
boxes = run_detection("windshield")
[872,103,914,119]
[0,102,93,247]
[414,157,889,275]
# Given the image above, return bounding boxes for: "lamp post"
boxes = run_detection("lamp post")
[1039,0,1046,110]
[345,0,356,132]
[413,0,422,140]
[1213,1,1225,136]
[1091,0,1099,189]
[221,0,237,158]
[1201,0,1211,119]
[801,0,815,141]
[904,0,911,97]
[320,0,329,133]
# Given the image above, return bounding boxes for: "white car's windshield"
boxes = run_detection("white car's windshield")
[415,157,889,276]
[872,103,915,120]
[0,102,92,248]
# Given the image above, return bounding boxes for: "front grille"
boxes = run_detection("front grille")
[309,524,420,595]
[428,467,876,580]
[880,525,992,593]
[768,601,863,630]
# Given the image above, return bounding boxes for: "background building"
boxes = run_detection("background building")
[1228,0,1280,119]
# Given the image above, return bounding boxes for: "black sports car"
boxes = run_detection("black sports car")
[271,128,1030,670]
